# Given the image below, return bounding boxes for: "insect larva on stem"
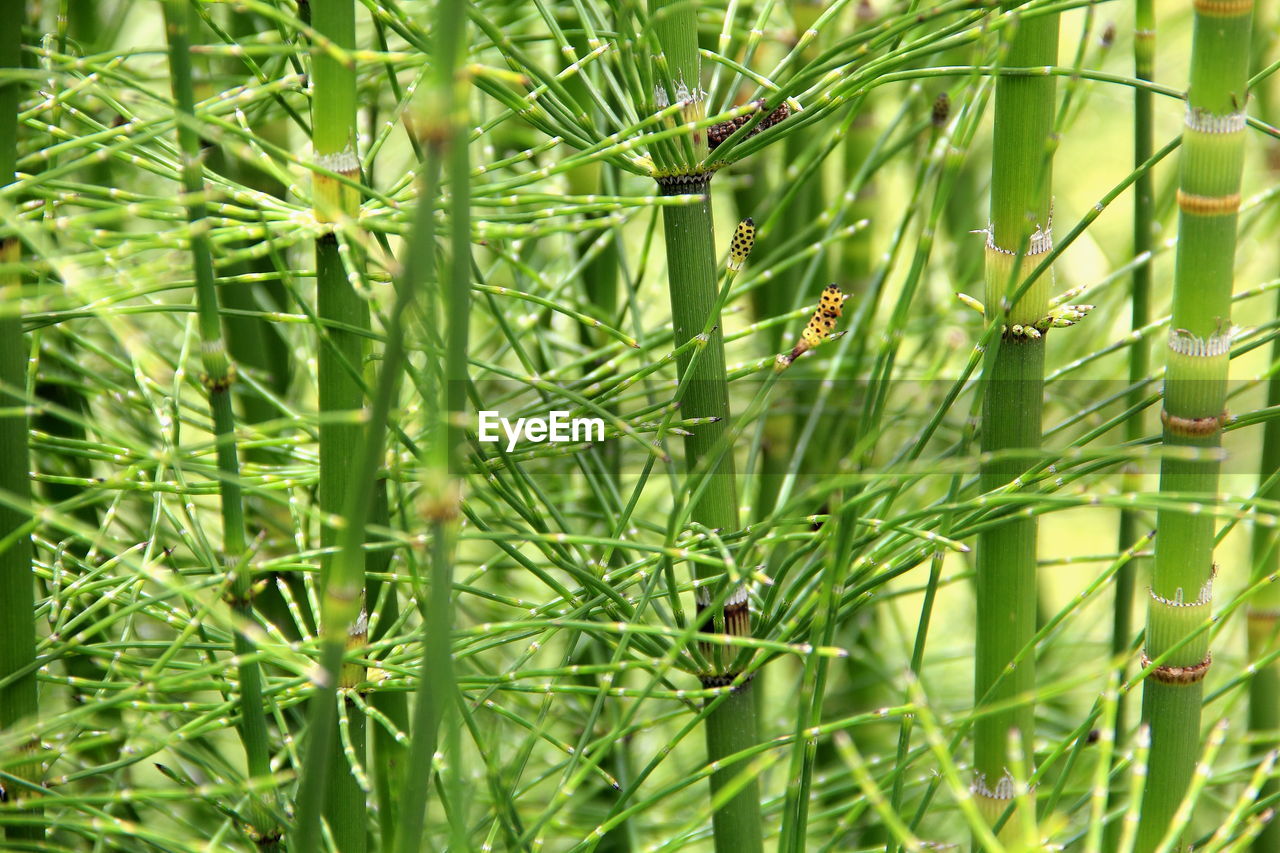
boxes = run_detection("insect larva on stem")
[777,284,846,370]
[728,217,755,271]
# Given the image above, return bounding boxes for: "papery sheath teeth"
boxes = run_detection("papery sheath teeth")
[1148,577,1213,608]
[314,149,360,175]
[982,217,1053,256]
[1168,326,1236,358]
[970,770,1023,800]
[1184,107,1246,134]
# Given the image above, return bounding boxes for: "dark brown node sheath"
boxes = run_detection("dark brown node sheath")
[1160,408,1227,437]
[1141,651,1213,685]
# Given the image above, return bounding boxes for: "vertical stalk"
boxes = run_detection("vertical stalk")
[367,482,409,853]
[649,2,763,850]
[394,0,469,850]
[1109,7,1155,844]
[1249,285,1280,850]
[42,1,111,739]
[1247,286,1280,853]
[1114,0,1154,746]
[1136,2,1253,851]
[973,5,1058,832]
[1248,25,1280,853]
[161,1,280,846]
[0,0,39,841]
[215,8,299,637]
[302,1,369,849]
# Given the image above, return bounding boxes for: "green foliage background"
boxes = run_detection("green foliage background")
[1,0,1279,850]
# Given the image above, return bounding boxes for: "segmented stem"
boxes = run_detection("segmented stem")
[162,1,282,845]
[973,5,1058,834]
[650,1,763,849]
[1136,2,1253,850]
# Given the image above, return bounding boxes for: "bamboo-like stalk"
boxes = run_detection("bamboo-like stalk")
[1113,0,1154,747]
[648,2,763,850]
[1136,2,1253,850]
[973,5,1058,832]
[304,1,369,849]
[394,0,469,849]
[161,2,281,846]
[0,1,39,841]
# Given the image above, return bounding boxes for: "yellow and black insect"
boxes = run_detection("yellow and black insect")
[818,282,843,317]
[799,308,838,350]
[728,217,755,271]
[780,284,846,368]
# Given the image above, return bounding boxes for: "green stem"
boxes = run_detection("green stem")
[648,1,763,848]
[973,5,1058,834]
[298,1,370,849]
[367,483,409,853]
[1106,3,1156,841]
[0,0,39,841]
[659,182,763,850]
[1136,2,1253,850]
[1247,288,1280,853]
[162,1,280,846]
[1114,0,1154,750]
[394,0,469,849]
[1249,28,1280,853]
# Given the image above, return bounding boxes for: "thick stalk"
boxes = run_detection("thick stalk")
[649,1,763,849]
[308,2,368,849]
[973,7,1058,831]
[662,180,764,853]
[1136,3,1253,851]
[0,1,39,841]
[1114,0,1154,748]
[162,1,280,846]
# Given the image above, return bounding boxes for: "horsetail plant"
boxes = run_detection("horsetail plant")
[648,1,763,849]
[294,1,372,850]
[15,1,1280,848]
[396,0,470,849]
[972,2,1060,832]
[1114,0,1155,748]
[1136,2,1254,850]
[0,1,39,841]
[1249,30,1280,853]
[160,3,282,845]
